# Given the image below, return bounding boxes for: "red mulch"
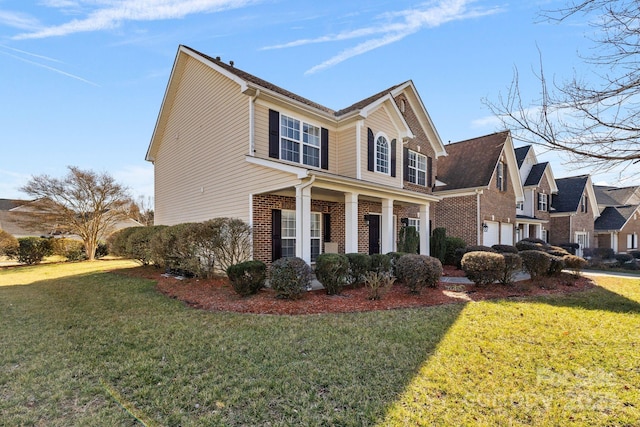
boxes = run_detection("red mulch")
[121,265,595,315]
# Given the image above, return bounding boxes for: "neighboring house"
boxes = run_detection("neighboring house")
[514,145,558,242]
[432,131,524,246]
[146,45,448,265]
[549,175,599,256]
[594,185,640,253]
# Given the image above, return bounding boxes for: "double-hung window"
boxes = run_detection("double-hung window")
[375,136,389,174]
[408,151,427,186]
[310,212,321,262]
[407,218,420,231]
[279,210,322,261]
[538,193,548,212]
[496,161,507,191]
[628,233,638,250]
[280,114,320,167]
[580,195,588,213]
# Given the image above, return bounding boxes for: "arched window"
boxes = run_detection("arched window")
[376,136,389,174]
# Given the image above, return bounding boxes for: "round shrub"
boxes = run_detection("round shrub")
[17,237,53,265]
[107,226,142,257]
[0,229,19,258]
[461,251,505,286]
[500,253,523,286]
[396,254,442,293]
[515,240,547,252]
[345,253,371,286]
[563,255,587,277]
[315,253,349,295]
[492,244,518,254]
[454,245,497,269]
[444,237,466,266]
[630,250,640,259]
[559,242,579,255]
[126,225,166,266]
[226,260,266,297]
[615,253,633,265]
[547,255,565,276]
[386,252,407,277]
[547,246,571,257]
[592,247,615,260]
[370,253,392,274]
[269,257,312,300]
[520,250,553,280]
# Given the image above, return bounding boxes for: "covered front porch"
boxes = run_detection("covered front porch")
[515,216,549,243]
[251,173,440,265]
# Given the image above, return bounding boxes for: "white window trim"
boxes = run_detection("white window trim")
[628,233,638,250]
[408,150,427,186]
[281,209,323,260]
[538,193,548,212]
[374,132,391,175]
[280,113,321,168]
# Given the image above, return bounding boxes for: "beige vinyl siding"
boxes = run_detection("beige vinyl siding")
[336,126,357,177]
[360,107,402,188]
[154,55,295,225]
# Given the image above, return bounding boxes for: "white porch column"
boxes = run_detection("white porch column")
[611,232,618,252]
[296,184,312,263]
[381,198,394,254]
[344,192,359,253]
[420,203,430,256]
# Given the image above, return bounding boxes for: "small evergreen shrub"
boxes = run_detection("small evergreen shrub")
[521,237,549,245]
[500,253,523,285]
[126,226,166,266]
[315,253,349,295]
[455,245,497,269]
[17,237,53,265]
[0,229,18,258]
[591,247,615,260]
[95,242,109,259]
[563,255,587,277]
[397,225,419,254]
[363,271,395,300]
[461,251,505,285]
[269,257,312,300]
[492,244,518,254]
[107,226,142,257]
[615,253,633,265]
[430,227,447,263]
[622,260,640,270]
[396,254,442,293]
[345,253,371,286]
[520,250,553,280]
[444,237,466,266]
[370,253,392,274]
[64,241,86,261]
[547,246,571,257]
[559,242,579,255]
[547,255,565,276]
[515,240,547,252]
[226,260,266,296]
[630,250,640,259]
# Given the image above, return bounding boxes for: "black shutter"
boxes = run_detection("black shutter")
[390,139,396,177]
[503,163,508,191]
[321,127,329,170]
[268,109,279,159]
[271,209,282,261]
[427,156,433,188]
[323,213,331,242]
[367,128,375,172]
[403,148,409,181]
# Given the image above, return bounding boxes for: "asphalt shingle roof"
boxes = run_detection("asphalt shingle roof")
[524,162,548,187]
[514,145,531,169]
[595,205,638,230]
[551,175,589,213]
[594,185,640,206]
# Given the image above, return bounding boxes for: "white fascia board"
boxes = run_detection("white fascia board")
[360,95,413,140]
[245,156,310,179]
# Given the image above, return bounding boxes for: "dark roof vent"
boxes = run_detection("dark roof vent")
[229,60,234,67]
[215,56,220,61]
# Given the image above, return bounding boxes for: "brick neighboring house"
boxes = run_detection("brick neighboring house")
[432,131,524,246]
[549,175,599,256]
[513,145,558,242]
[594,185,640,254]
[146,45,448,265]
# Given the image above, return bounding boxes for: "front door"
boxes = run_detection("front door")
[575,232,588,257]
[368,214,380,254]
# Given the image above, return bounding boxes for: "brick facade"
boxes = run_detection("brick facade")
[433,195,478,245]
[549,211,595,247]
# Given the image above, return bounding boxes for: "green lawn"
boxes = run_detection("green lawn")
[1,262,639,426]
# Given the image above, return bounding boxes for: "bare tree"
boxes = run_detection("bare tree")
[126,195,154,226]
[20,166,132,260]
[485,0,640,172]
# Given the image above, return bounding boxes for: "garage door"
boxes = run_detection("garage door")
[483,221,499,247]
[500,223,514,245]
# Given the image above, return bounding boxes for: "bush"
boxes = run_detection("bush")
[563,255,587,277]
[363,271,395,300]
[345,253,371,286]
[515,240,547,252]
[17,237,53,265]
[315,253,349,295]
[386,252,406,277]
[397,225,419,254]
[444,237,466,266]
[547,246,571,257]
[591,247,615,260]
[202,218,252,272]
[455,245,497,269]
[461,251,505,285]
[547,255,565,276]
[622,260,639,270]
[95,242,108,259]
[559,242,579,255]
[430,227,447,263]
[269,257,312,300]
[520,250,553,280]
[107,226,142,257]
[126,226,166,266]
[500,253,523,286]
[370,253,392,274]
[226,260,266,297]
[149,224,193,272]
[615,253,634,265]
[396,254,442,293]
[630,250,640,259]
[492,244,518,254]
[0,229,18,258]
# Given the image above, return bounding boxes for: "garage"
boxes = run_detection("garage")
[483,221,499,247]
[500,223,514,245]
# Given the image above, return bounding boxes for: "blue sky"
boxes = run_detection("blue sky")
[1,0,637,201]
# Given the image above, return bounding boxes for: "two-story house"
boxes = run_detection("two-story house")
[514,145,558,242]
[594,185,640,254]
[549,175,599,256]
[432,131,524,246]
[146,45,448,265]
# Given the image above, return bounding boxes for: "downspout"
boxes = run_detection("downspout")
[295,175,316,262]
[248,89,260,156]
[476,189,482,245]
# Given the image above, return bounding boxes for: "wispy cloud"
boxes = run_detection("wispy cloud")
[263,0,504,74]
[0,10,42,30]
[13,0,262,40]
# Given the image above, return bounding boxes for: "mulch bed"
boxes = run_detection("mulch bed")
[122,265,595,315]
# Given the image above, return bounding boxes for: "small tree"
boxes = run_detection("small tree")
[430,227,447,263]
[398,225,419,254]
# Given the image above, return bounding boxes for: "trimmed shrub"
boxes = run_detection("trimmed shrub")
[630,250,640,259]
[226,260,266,297]
[370,253,392,274]
[0,229,19,258]
[547,255,565,276]
[444,237,466,266]
[107,226,142,257]
[547,246,571,257]
[492,244,518,254]
[345,253,371,286]
[396,254,442,293]
[591,247,615,260]
[563,255,587,277]
[95,242,109,259]
[521,237,549,245]
[615,253,633,265]
[398,225,419,254]
[202,217,252,272]
[363,271,395,300]
[461,251,505,286]
[386,252,406,277]
[315,253,349,295]
[455,245,497,269]
[559,242,579,255]
[622,260,640,270]
[126,226,166,266]
[149,223,193,272]
[520,250,553,280]
[17,237,53,265]
[269,257,312,300]
[430,227,447,263]
[500,253,523,286]
[515,240,547,252]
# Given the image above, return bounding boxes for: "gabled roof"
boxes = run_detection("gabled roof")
[524,162,548,186]
[0,199,28,211]
[551,175,598,215]
[594,185,640,207]
[595,205,639,231]
[514,145,531,169]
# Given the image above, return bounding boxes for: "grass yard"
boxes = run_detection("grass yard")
[1,261,639,426]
